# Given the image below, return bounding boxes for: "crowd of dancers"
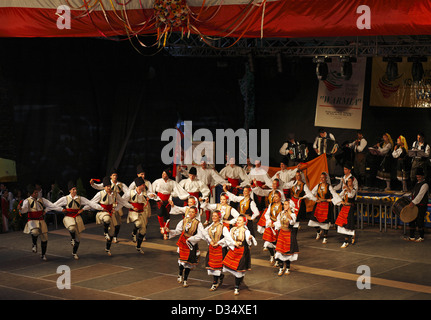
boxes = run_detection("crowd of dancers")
[14,138,430,295]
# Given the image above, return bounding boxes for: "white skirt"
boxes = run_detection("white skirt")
[308,220,331,230]
[337,226,355,236]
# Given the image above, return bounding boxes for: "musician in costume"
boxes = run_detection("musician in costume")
[53,181,103,259]
[90,169,129,243]
[203,210,231,291]
[166,206,205,288]
[219,158,250,195]
[255,179,286,235]
[335,177,357,248]
[392,136,409,192]
[262,190,283,265]
[222,215,257,296]
[274,200,299,276]
[223,185,260,237]
[410,132,430,184]
[313,128,338,177]
[406,167,429,242]
[18,185,58,261]
[122,177,151,254]
[348,131,368,186]
[307,172,342,244]
[375,133,394,191]
[91,177,133,256]
[279,133,308,167]
[149,168,190,240]
[202,192,240,230]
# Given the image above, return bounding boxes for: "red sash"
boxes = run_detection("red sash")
[314,201,329,222]
[28,210,44,220]
[253,180,265,188]
[131,202,144,212]
[157,193,170,202]
[207,245,223,270]
[65,208,80,218]
[100,204,113,215]
[227,178,240,187]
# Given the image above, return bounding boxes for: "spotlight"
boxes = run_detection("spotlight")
[408,57,427,82]
[383,57,402,81]
[313,57,332,81]
[340,56,357,80]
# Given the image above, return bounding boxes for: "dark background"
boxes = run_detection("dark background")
[0,37,430,196]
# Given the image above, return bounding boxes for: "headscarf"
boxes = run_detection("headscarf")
[398,135,408,151]
[383,133,394,149]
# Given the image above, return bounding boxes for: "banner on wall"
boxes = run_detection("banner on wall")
[314,57,367,130]
[370,57,431,108]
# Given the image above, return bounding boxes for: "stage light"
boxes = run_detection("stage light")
[408,57,427,82]
[340,56,356,80]
[383,57,402,81]
[313,57,332,81]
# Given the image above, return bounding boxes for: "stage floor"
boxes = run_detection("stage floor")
[0,213,430,302]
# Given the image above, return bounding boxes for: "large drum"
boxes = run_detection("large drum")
[392,197,418,223]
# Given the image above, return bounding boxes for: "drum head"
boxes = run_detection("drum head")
[400,205,418,223]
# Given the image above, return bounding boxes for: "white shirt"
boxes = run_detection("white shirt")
[224,191,260,220]
[204,223,232,248]
[169,218,205,246]
[151,178,190,200]
[244,166,272,187]
[19,197,56,213]
[309,184,342,205]
[182,166,226,187]
[333,173,359,192]
[271,168,298,184]
[412,141,430,158]
[128,179,153,194]
[349,138,367,153]
[54,194,103,211]
[179,178,211,199]
[90,190,133,211]
[219,165,249,183]
[412,181,429,205]
[92,180,130,195]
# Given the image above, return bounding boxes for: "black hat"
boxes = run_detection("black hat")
[344,162,353,170]
[110,168,118,175]
[416,167,425,176]
[27,184,36,195]
[189,167,197,176]
[68,181,76,191]
[134,177,145,187]
[136,164,145,175]
[163,167,172,178]
[103,176,111,187]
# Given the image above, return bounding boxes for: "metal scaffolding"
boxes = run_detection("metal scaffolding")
[163,34,431,58]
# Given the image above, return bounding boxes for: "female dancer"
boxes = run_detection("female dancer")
[203,210,231,291]
[307,172,342,244]
[222,215,257,295]
[335,176,357,248]
[274,200,299,276]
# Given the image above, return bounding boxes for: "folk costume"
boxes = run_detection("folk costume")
[168,212,205,287]
[407,168,429,242]
[335,187,357,248]
[201,193,240,230]
[308,173,342,243]
[122,177,151,254]
[392,136,409,191]
[262,195,283,265]
[91,177,133,255]
[274,200,299,276]
[53,181,103,259]
[91,170,130,243]
[150,169,190,239]
[203,213,232,291]
[19,185,57,261]
[222,217,257,295]
[376,133,394,190]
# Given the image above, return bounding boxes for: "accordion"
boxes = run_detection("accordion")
[316,137,337,155]
[289,144,308,161]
